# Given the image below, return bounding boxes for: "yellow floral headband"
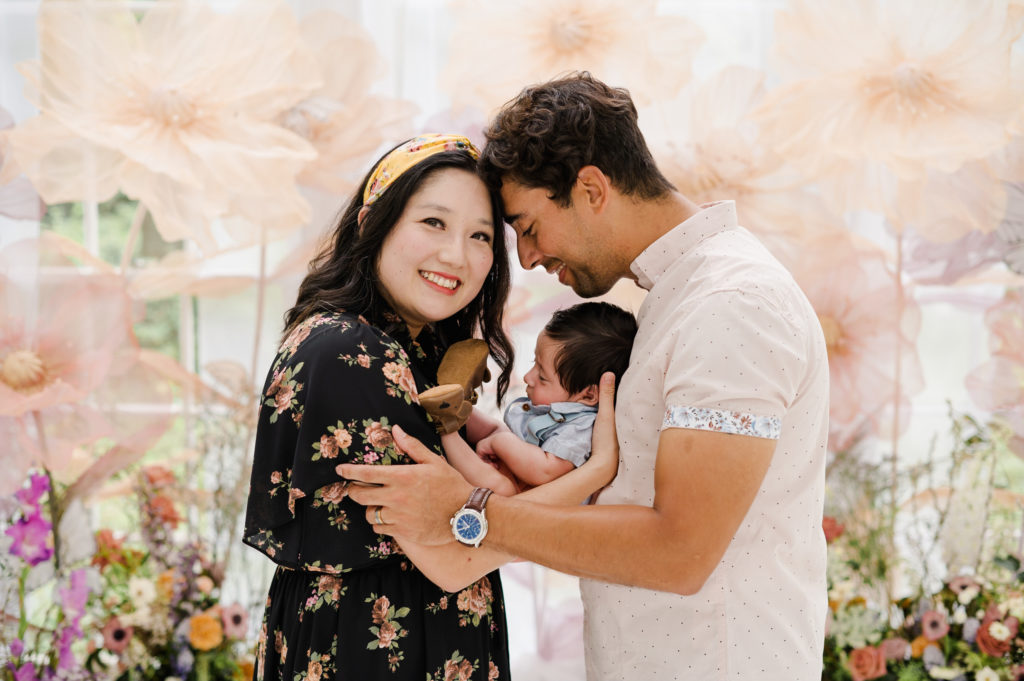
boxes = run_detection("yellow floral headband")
[362,133,481,206]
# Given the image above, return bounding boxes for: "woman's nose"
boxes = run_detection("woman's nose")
[438,234,467,266]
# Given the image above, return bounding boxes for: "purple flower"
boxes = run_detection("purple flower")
[9,638,24,657]
[922,644,946,669]
[962,617,981,643]
[5,511,53,566]
[14,473,50,512]
[11,661,39,681]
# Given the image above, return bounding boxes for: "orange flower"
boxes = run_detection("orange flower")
[156,570,182,601]
[822,516,845,543]
[142,465,176,488]
[91,529,125,569]
[146,494,182,528]
[235,660,255,681]
[188,612,224,651]
[910,634,937,658]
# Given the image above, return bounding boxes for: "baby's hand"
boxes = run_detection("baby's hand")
[475,434,497,460]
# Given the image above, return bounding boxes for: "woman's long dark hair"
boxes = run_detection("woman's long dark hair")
[283,144,514,403]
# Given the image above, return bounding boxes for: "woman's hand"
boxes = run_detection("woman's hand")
[585,372,619,492]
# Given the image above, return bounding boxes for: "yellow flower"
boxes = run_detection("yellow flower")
[188,613,224,651]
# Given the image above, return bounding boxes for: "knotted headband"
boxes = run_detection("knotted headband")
[362,133,481,206]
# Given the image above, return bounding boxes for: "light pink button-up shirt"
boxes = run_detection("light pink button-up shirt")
[580,201,828,680]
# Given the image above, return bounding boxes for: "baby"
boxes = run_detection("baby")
[443,302,637,496]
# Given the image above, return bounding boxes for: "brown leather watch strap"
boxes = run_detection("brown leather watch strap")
[465,487,493,512]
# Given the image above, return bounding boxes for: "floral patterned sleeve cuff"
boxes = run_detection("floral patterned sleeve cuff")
[662,405,781,440]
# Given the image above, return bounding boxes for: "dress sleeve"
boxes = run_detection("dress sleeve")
[661,290,807,440]
[243,317,445,574]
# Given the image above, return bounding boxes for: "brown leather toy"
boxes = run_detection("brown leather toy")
[418,339,491,434]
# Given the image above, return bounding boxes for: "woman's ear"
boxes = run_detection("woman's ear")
[574,384,600,406]
[357,205,371,232]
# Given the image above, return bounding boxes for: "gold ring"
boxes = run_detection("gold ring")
[374,506,384,525]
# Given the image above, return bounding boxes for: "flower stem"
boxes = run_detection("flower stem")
[31,411,61,572]
[119,201,149,274]
[17,565,28,642]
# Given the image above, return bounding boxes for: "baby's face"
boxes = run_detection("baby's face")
[523,333,575,406]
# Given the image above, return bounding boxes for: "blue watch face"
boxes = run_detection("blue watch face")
[456,513,482,539]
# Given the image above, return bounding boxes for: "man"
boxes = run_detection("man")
[340,72,829,681]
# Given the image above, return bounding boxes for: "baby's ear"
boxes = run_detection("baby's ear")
[575,384,600,406]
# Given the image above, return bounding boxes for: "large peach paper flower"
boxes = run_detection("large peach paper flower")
[654,66,842,262]
[0,234,175,496]
[756,0,1024,232]
[440,0,704,113]
[0,1,320,253]
[279,10,416,197]
[965,289,1024,456]
[792,234,924,451]
[0,107,44,221]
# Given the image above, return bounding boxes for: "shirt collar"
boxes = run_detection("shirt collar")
[629,200,738,291]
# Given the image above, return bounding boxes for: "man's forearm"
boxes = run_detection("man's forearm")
[482,496,706,595]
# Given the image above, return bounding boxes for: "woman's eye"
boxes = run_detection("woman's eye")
[472,231,493,243]
[424,217,443,228]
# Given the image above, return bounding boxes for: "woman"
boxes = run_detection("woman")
[244,134,616,680]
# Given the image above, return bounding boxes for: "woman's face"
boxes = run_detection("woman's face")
[375,167,496,337]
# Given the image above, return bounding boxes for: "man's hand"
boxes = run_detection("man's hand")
[338,425,475,546]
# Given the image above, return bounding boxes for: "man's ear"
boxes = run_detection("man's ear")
[574,384,600,406]
[357,205,371,232]
[575,165,611,215]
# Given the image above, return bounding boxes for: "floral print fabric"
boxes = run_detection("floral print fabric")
[245,311,509,680]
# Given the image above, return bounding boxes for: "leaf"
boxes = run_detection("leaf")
[395,606,410,618]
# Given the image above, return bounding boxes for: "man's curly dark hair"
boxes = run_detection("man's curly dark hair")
[480,72,675,207]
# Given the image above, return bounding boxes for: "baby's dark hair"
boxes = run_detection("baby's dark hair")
[543,302,637,395]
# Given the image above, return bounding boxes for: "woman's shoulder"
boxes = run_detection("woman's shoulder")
[278,311,400,362]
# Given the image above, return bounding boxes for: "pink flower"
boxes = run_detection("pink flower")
[789,233,923,451]
[822,516,845,543]
[319,482,348,505]
[0,235,175,497]
[220,603,249,639]
[371,596,391,624]
[365,422,393,450]
[101,617,133,654]
[966,289,1024,457]
[921,610,950,641]
[846,645,886,681]
[357,354,371,368]
[377,620,397,648]
[334,429,352,449]
[879,637,909,661]
[318,434,339,459]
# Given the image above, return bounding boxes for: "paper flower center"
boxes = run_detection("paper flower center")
[1,349,47,392]
[817,315,842,355]
[147,87,197,127]
[550,11,592,53]
[279,98,337,141]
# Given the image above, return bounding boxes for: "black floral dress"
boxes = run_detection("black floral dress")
[244,310,509,681]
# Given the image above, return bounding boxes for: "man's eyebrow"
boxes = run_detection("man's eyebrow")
[504,212,522,226]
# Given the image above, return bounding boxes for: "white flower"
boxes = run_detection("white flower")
[988,620,1012,641]
[928,667,965,680]
[128,576,157,606]
[829,580,857,603]
[976,667,999,681]
[1005,595,1024,620]
[958,586,980,605]
[119,605,152,628]
[951,607,967,625]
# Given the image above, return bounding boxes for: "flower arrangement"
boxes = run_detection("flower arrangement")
[1,467,255,681]
[83,465,254,681]
[823,561,1024,681]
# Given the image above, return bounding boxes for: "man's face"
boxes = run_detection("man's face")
[500,179,622,298]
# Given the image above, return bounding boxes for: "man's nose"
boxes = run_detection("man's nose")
[516,237,541,269]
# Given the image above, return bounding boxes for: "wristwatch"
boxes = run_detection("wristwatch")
[450,487,494,547]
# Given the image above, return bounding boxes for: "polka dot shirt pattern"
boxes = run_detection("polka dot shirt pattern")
[580,201,829,681]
